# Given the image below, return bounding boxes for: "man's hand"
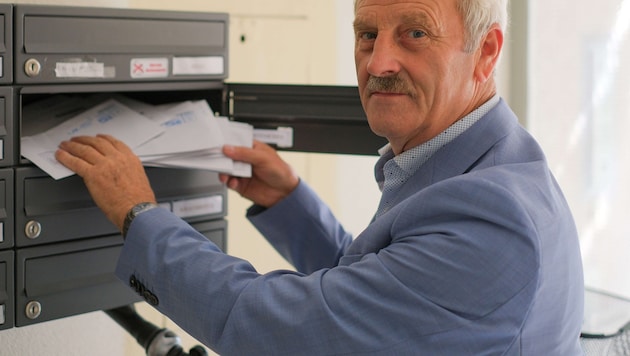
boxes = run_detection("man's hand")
[55,134,156,231]
[219,141,299,208]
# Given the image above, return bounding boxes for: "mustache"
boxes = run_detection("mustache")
[366,75,414,95]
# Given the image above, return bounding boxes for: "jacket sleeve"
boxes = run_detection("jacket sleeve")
[246,180,354,274]
[115,172,544,356]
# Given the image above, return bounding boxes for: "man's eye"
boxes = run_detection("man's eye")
[409,30,426,39]
[360,32,377,40]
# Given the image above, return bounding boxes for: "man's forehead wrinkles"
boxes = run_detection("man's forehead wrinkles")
[400,11,432,25]
[354,11,378,28]
[354,9,438,31]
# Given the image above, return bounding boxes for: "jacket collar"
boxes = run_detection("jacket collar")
[378,99,520,210]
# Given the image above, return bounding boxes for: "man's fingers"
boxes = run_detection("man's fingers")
[57,138,105,164]
[223,140,273,165]
[55,147,92,177]
[96,134,135,155]
[56,135,136,178]
[68,135,120,156]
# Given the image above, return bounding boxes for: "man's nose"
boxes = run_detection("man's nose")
[366,35,402,77]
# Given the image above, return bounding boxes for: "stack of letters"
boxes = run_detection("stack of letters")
[21,95,253,180]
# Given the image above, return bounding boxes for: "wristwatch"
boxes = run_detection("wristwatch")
[122,202,159,239]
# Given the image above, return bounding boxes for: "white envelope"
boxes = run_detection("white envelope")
[22,96,254,180]
[22,99,164,180]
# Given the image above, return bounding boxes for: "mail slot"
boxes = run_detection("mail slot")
[0,168,13,250]
[15,166,226,247]
[13,5,228,84]
[18,82,225,163]
[15,219,225,326]
[0,250,14,330]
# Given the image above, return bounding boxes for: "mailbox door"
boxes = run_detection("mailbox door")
[225,83,387,156]
[0,250,14,330]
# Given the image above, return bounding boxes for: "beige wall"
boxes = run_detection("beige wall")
[131,0,339,86]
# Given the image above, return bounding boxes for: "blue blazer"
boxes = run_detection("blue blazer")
[116,100,584,355]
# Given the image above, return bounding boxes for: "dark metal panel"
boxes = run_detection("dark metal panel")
[15,166,226,247]
[225,83,387,155]
[14,5,229,84]
[14,219,226,327]
[15,167,117,247]
[0,87,15,168]
[194,219,227,252]
[15,236,141,326]
[23,16,225,54]
[0,250,14,330]
[0,168,13,250]
[0,4,13,84]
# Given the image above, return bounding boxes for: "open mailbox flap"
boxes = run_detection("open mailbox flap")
[226,83,387,155]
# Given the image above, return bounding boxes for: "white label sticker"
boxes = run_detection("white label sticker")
[130,58,169,78]
[254,127,294,148]
[173,56,224,76]
[173,195,223,218]
[55,62,105,78]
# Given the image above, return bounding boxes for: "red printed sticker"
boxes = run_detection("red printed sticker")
[130,58,169,79]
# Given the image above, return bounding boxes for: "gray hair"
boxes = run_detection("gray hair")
[457,0,508,52]
[354,0,509,53]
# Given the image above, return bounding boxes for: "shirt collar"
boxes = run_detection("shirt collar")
[375,94,500,185]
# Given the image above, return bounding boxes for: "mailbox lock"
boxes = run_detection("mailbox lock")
[26,301,42,320]
[25,220,42,239]
[25,58,42,77]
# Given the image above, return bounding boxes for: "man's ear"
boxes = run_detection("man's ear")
[474,24,504,82]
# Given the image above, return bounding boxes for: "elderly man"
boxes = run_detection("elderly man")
[56,0,584,354]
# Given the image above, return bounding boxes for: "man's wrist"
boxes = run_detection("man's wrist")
[122,202,159,239]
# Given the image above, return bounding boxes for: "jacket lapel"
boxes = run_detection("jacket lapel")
[383,99,520,209]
